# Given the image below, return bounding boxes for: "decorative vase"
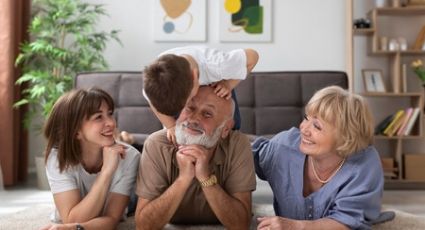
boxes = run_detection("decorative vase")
[375,0,387,7]
[392,0,400,7]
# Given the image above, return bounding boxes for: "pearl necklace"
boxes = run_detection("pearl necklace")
[310,157,345,184]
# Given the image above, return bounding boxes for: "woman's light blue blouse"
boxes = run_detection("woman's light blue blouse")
[252,127,384,230]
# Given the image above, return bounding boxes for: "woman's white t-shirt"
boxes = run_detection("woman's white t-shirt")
[45,142,140,222]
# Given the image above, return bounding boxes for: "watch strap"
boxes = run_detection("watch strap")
[199,174,217,187]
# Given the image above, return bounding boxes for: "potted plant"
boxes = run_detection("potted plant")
[412,59,425,86]
[14,0,120,189]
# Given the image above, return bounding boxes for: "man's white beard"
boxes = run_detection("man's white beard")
[175,120,226,148]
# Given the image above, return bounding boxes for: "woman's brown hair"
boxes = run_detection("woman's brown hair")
[44,87,114,172]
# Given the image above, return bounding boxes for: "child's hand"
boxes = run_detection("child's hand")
[167,126,177,146]
[211,81,231,100]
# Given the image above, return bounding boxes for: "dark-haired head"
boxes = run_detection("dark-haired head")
[143,54,194,116]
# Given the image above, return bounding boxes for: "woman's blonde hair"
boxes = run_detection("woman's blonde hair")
[305,86,374,157]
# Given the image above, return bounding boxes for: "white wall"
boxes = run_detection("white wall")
[28,0,347,169]
[86,0,347,71]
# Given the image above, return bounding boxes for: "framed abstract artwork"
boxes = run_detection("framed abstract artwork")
[154,0,206,42]
[219,0,272,42]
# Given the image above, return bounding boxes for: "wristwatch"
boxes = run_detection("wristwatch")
[199,174,217,187]
[76,224,85,230]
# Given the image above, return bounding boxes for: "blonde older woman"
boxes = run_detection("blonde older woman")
[253,86,383,230]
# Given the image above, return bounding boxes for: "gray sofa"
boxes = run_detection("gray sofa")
[74,71,348,144]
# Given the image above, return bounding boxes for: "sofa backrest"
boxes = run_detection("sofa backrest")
[236,71,348,136]
[75,71,347,144]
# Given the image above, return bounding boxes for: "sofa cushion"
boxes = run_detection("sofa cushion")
[255,73,301,107]
[236,71,348,136]
[118,74,148,106]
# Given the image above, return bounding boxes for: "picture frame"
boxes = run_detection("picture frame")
[362,69,386,93]
[153,0,206,42]
[219,0,272,42]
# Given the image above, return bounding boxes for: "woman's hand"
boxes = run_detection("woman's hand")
[257,216,303,230]
[101,143,127,174]
[39,223,75,230]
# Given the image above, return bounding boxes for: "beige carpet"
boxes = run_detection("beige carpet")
[0,204,424,230]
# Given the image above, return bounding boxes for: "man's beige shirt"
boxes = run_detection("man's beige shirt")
[136,129,256,224]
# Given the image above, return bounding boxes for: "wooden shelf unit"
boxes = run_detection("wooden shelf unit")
[353,28,375,35]
[348,0,425,186]
[371,7,425,16]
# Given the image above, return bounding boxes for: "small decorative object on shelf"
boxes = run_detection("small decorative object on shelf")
[398,37,408,50]
[412,59,425,86]
[362,69,387,92]
[353,18,371,29]
[380,36,388,51]
[413,25,425,50]
[375,0,387,7]
[400,0,409,6]
[389,38,400,51]
[392,0,401,7]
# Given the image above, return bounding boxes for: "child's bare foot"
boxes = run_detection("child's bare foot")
[120,131,135,145]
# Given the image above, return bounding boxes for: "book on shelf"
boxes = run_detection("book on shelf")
[387,111,408,137]
[382,110,404,136]
[375,107,421,137]
[403,107,421,136]
[397,107,414,136]
[375,113,395,135]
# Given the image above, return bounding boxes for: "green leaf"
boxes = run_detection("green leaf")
[13,99,29,108]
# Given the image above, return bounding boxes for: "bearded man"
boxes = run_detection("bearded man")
[135,86,256,229]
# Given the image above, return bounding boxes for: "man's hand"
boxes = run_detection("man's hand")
[178,145,213,181]
[211,81,231,100]
[166,126,177,146]
[257,216,303,230]
[176,149,196,182]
